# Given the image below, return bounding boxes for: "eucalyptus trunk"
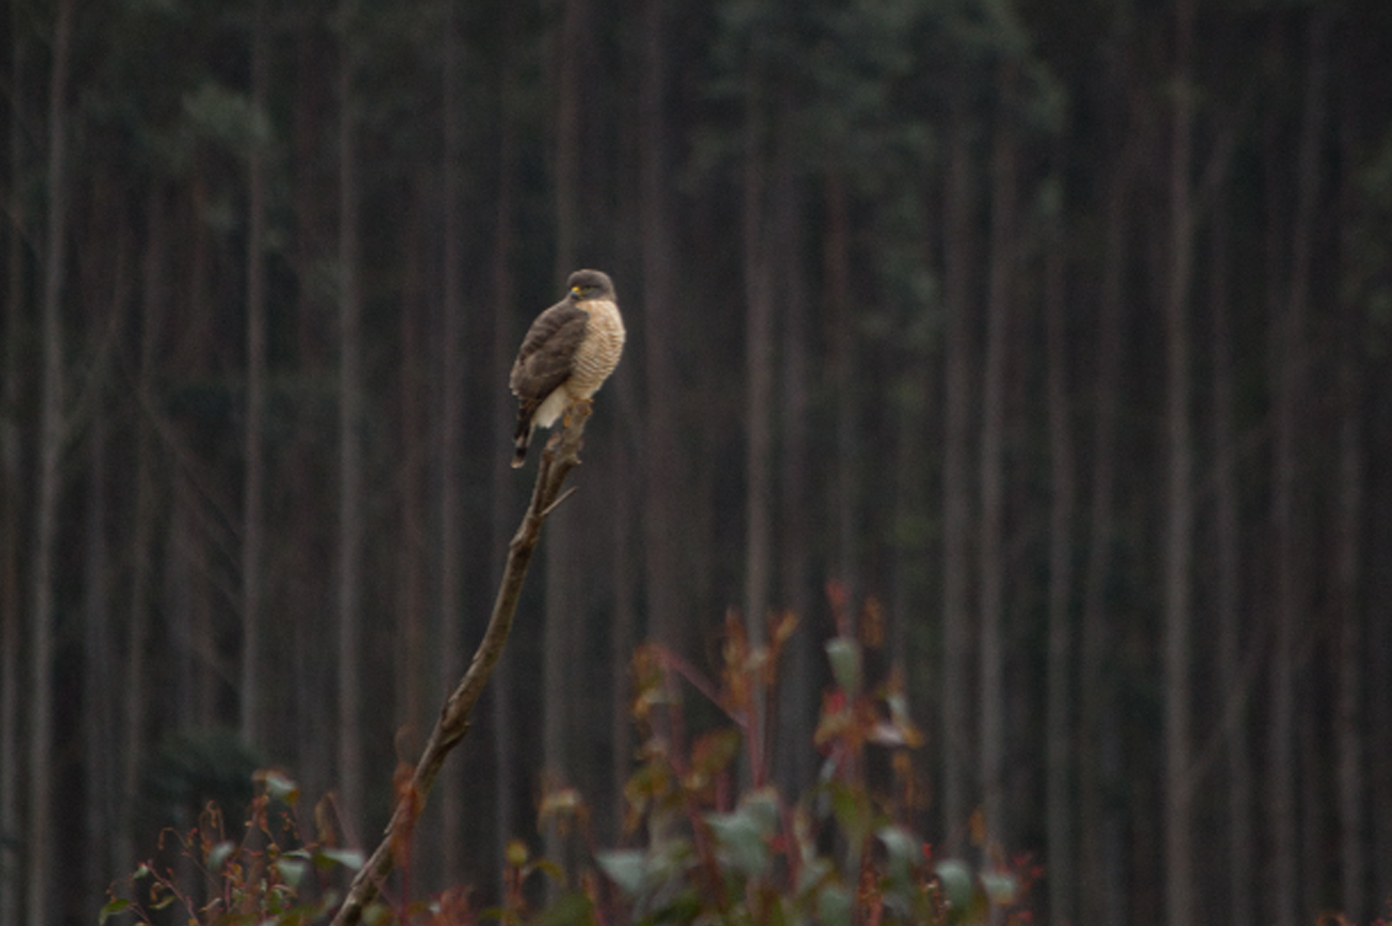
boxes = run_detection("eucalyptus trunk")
[396,183,433,888]
[1267,16,1327,926]
[1043,151,1076,926]
[978,63,1017,852]
[1162,3,1196,923]
[27,2,74,920]
[0,6,28,920]
[241,0,269,747]
[637,0,683,651]
[1080,65,1132,926]
[336,7,365,837]
[826,172,858,607]
[1334,87,1366,925]
[741,71,773,786]
[489,0,522,876]
[438,0,467,881]
[742,73,773,649]
[939,114,976,847]
[1210,186,1253,926]
[544,0,590,880]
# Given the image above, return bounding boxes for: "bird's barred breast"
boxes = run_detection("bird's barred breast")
[570,300,626,398]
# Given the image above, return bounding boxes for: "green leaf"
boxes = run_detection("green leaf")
[795,856,833,895]
[206,840,236,872]
[640,892,702,925]
[596,850,647,896]
[314,848,364,872]
[824,638,860,694]
[760,891,791,926]
[98,898,132,924]
[536,893,594,926]
[877,825,920,885]
[533,857,567,884]
[740,787,781,835]
[816,884,853,926]
[261,770,301,806]
[275,857,309,887]
[361,902,391,926]
[706,808,770,878]
[828,782,872,846]
[688,728,742,782]
[934,859,974,912]
[980,871,1018,905]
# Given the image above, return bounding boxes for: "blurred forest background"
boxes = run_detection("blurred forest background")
[3,0,1392,924]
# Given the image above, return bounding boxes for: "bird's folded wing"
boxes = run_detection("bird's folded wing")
[510,302,589,399]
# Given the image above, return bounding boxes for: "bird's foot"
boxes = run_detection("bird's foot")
[561,398,594,428]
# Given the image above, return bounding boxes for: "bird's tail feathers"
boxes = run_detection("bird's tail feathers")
[511,413,531,468]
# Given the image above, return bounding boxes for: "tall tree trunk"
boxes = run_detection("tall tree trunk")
[739,68,781,783]
[1371,369,1392,926]
[119,191,167,880]
[978,64,1016,853]
[336,7,365,839]
[1267,15,1326,926]
[774,161,811,794]
[169,179,219,739]
[1334,85,1366,926]
[438,0,467,882]
[83,213,129,903]
[1261,23,1294,925]
[826,173,858,605]
[166,478,201,904]
[241,0,269,747]
[28,2,74,921]
[544,0,589,876]
[489,0,521,875]
[742,73,772,649]
[396,181,432,888]
[0,8,28,921]
[608,441,637,831]
[187,182,218,728]
[890,202,936,729]
[83,337,113,906]
[741,71,775,790]
[637,0,683,652]
[1042,149,1076,926]
[1210,184,1252,926]
[939,113,975,847]
[1081,63,1132,926]
[290,25,334,802]
[1162,2,1195,923]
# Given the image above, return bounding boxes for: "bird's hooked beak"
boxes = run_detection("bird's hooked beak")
[570,286,582,299]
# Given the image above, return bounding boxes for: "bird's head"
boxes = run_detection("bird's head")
[567,269,615,302]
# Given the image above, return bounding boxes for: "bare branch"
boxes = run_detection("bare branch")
[330,402,593,926]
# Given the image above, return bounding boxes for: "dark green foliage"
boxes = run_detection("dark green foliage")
[143,730,261,826]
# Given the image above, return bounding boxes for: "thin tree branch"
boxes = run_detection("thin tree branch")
[330,402,594,926]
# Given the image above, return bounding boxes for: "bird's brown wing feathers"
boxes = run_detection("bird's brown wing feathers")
[510,300,589,402]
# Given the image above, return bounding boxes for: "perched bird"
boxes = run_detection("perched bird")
[509,269,626,468]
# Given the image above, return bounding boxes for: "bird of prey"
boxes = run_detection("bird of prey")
[509,269,626,468]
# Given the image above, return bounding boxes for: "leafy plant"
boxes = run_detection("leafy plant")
[543,584,1036,925]
[102,770,363,926]
[105,589,1035,926]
